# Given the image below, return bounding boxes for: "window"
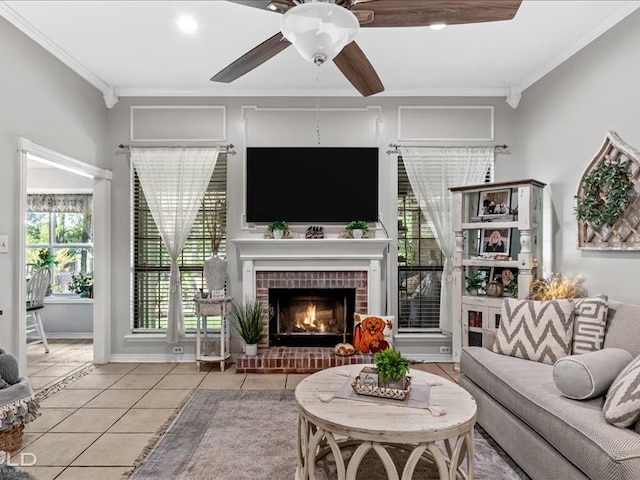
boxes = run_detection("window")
[26,194,93,294]
[132,154,227,332]
[397,158,442,331]
[397,154,494,332]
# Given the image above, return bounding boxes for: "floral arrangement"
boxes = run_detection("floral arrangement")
[529,272,586,301]
[70,272,93,297]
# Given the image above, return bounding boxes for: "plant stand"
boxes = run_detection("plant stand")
[194,296,233,372]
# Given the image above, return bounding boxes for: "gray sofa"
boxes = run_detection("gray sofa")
[459,299,640,480]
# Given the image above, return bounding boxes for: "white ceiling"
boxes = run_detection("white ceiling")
[1,0,639,105]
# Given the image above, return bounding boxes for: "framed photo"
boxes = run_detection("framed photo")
[493,266,519,297]
[477,189,511,216]
[480,228,510,256]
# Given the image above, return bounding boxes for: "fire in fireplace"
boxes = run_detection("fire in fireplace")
[269,288,355,347]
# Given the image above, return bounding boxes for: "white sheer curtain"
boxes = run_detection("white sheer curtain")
[400,147,494,333]
[131,147,219,343]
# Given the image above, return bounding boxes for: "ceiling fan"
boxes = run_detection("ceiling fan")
[211,0,523,97]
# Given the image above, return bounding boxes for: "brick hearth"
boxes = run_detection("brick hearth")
[236,347,374,374]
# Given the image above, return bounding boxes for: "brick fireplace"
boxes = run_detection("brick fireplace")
[259,271,367,347]
[232,237,390,373]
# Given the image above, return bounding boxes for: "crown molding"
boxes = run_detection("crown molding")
[518,1,640,92]
[115,86,510,98]
[0,2,112,98]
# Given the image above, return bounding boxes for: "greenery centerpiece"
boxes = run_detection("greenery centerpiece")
[374,348,411,389]
[231,299,269,356]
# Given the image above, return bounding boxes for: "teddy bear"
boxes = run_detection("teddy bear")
[0,348,20,389]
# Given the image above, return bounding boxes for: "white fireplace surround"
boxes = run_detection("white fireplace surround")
[232,238,391,315]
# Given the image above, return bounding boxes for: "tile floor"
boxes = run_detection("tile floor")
[18,340,459,480]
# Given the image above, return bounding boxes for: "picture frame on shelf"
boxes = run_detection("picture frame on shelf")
[477,189,511,217]
[480,228,511,256]
[493,266,519,297]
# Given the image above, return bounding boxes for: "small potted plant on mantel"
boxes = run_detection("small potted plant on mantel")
[346,220,369,239]
[268,220,288,239]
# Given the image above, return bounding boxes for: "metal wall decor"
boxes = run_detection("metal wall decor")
[576,131,640,250]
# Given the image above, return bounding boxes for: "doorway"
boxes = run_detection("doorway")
[17,137,112,373]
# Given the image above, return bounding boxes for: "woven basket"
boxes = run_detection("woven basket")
[352,375,412,401]
[0,423,25,453]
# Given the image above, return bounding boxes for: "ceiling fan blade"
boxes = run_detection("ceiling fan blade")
[350,0,522,27]
[333,41,384,97]
[211,33,291,83]
[225,0,294,13]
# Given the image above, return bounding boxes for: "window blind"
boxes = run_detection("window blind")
[132,154,227,331]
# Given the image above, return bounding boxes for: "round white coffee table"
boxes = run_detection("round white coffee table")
[294,364,477,480]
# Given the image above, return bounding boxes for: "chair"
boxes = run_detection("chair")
[26,266,51,353]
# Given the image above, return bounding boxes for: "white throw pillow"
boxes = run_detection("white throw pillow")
[492,298,575,365]
[553,348,632,400]
[353,314,393,354]
[572,295,608,354]
[604,354,640,428]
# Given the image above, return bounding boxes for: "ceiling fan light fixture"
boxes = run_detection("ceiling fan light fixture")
[280,1,359,66]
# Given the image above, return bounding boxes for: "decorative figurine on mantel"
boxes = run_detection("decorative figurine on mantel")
[203,198,227,295]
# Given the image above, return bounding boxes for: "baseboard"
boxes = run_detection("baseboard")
[44,332,93,339]
[406,354,453,363]
[109,353,197,363]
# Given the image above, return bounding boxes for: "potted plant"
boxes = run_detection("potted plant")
[34,248,57,296]
[465,272,486,295]
[231,299,268,356]
[346,220,369,239]
[70,272,93,298]
[374,348,411,390]
[268,220,288,239]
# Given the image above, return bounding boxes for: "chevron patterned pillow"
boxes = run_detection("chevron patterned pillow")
[492,298,576,364]
[604,354,640,427]
[572,295,608,354]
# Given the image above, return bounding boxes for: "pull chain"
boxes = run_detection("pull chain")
[316,67,321,145]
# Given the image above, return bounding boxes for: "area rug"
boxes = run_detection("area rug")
[127,389,530,480]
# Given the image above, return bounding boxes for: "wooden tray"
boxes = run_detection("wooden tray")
[351,375,412,401]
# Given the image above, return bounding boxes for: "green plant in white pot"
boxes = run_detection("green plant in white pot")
[231,299,268,356]
[374,348,411,389]
[268,220,288,239]
[346,220,369,239]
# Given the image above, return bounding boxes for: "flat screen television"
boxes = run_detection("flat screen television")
[246,147,379,223]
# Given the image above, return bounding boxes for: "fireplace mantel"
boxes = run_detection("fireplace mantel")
[232,238,390,260]
[231,238,391,314]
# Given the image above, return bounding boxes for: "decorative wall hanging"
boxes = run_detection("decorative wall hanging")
[576,131,640,249]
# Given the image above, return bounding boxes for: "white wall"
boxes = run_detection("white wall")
[516,9,640,302]
[0,17,108,359]
[106,96,516,357]
[11,6,638,360]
